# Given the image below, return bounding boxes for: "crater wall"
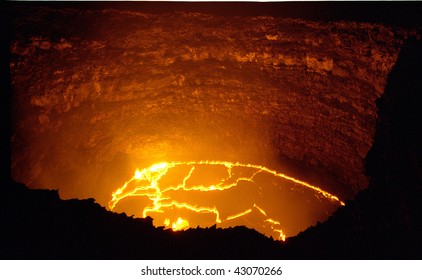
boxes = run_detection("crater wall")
[10,6,411,206]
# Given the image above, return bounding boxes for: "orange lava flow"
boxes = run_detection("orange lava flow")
[108,160,344,241]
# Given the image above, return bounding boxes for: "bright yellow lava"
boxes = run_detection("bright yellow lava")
[109,160,344,241]
[172,217,190,231]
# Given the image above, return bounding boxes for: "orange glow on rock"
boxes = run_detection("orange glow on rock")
[109,160,344,241]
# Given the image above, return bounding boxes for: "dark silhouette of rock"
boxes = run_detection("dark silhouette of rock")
[0,181,284,259]
[286,37,422,259]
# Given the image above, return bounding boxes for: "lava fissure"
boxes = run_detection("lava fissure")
[109,160,344,241]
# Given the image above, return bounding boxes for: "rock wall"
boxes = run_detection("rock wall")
[10,6,412,205]
[286,37,422,259]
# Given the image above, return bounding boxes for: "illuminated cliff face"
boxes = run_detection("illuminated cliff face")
[10,6,410,238]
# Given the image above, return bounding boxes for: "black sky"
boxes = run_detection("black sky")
[7,1,422,27]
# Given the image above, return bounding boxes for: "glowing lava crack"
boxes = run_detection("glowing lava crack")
[109,161,344,241]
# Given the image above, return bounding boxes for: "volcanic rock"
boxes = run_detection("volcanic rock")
[286,37,422,259]
[9,4,415,208]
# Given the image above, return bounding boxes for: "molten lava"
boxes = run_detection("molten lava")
[109,161,344,241]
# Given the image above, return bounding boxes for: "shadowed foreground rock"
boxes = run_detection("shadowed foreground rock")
[0,182,284,259]
[285,37,422,259]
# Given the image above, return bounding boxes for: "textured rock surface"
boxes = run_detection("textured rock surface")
[10,6,412,208]
[286,37,422,258]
